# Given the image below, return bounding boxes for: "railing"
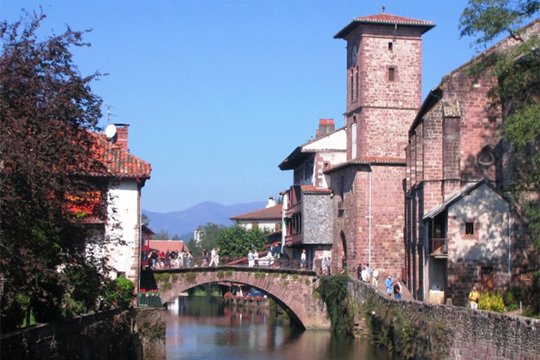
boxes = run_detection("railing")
[285,233,302,246]
[431,237,448,257]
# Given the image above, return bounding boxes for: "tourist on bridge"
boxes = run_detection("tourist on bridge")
[361,266,369,282]
[209,247,219,267]
[202,248,209,267]
[393,278,402,300]
[468,286,480,310]
[186,250,193,268]
[371,268,379,288]
[385,275,394,298]
[248,250,255,267]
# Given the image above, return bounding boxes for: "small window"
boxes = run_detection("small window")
[465,222,475,235]
[388,42,393,51]
[388,67,396,81]
[350,71,354,102]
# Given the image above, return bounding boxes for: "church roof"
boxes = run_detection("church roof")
[335,12,435,39]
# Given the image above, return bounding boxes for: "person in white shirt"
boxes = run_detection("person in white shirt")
[209,247,217,267]
[300,249,307,269]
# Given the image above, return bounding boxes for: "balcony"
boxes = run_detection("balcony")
[285,233,303,246]
[430,237,448,259]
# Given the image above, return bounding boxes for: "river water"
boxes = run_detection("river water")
[165,296,395,360]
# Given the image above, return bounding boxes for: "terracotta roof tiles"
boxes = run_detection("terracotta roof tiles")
[90,133,151,179]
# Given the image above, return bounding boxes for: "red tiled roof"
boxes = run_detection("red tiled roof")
[90,133,151,179]
[148,240,186,253]
[230,204,282,221]
[354,13,435,27]
[300,185,333,195]
[335,12,435,38]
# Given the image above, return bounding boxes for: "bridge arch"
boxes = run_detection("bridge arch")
[149,266,330,330]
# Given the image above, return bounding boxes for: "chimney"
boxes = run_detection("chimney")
[266,196,276,208]
[114,123,129,150]
[316,118,335,138]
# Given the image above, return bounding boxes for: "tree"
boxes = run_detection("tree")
[0,11,109,329]
[152,230,171,240]
[188,223,225,257]
[216,225,267,263]
[460,0,540,312]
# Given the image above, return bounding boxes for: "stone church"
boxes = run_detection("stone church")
[324,11,537,305]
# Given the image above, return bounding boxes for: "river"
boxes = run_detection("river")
[165,295,396,360]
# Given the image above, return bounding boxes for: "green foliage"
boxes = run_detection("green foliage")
[103,277,135,309]
[154,273,170,283]
[460,0,540,309]
[216,225,267,262]
[317,275,354,335]
[185,272,197,284]
[362,294,449,359]
[188,223,226,258]
[479,292,506,312]
[460,0,540,47]
[216,271,225,280]
[0,11,111,331]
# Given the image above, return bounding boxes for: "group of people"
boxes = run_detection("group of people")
[357,264,380,288]
[384,275,402,300]
[147,249,194,269]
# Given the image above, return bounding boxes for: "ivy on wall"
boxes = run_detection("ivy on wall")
[317,275,355,335]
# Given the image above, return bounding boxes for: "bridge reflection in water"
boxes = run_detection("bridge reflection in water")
[166,296,396,360]
[148,266,329,329]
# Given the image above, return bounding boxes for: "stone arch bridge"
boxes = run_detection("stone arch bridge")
[147,266,330,330]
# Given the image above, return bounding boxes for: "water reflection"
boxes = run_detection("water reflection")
[166,296,394,360]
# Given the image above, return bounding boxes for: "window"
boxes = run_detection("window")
[388,42,393,51]
[465,222,475,235]
[388,66,396,81]
[354,68,359,101]
[350,71,354,102]
[351,120,357,159]
[478,145,495,166]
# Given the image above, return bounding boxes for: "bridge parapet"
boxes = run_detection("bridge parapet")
[149,266,330,330]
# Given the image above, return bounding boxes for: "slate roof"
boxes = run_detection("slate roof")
[324,156,406,174]
[422,180,507,220]
[335,13,435,38]
[230,204,282,221]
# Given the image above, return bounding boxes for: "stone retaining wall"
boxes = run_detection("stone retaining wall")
[0,308,165,360]
[349,278,540,360]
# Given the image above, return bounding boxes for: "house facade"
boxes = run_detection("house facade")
[279,119,346,269]
[87,124,151,289]
[326,13,434,277]
[404,19,539,305]
[230,197,283,233]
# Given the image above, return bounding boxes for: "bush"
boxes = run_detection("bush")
[103,277,135,309]
[478,292,505,312]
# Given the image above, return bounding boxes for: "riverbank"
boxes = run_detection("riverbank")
[349,278,540,359]
[0,308,165,360]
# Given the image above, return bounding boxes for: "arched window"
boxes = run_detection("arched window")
[478,145,495,166]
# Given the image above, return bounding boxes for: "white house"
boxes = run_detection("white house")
[83,124,151,288]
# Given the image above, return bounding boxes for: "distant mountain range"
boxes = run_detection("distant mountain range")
[143,201,266,240]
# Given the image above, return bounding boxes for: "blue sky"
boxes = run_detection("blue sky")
[3,1,480,213]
